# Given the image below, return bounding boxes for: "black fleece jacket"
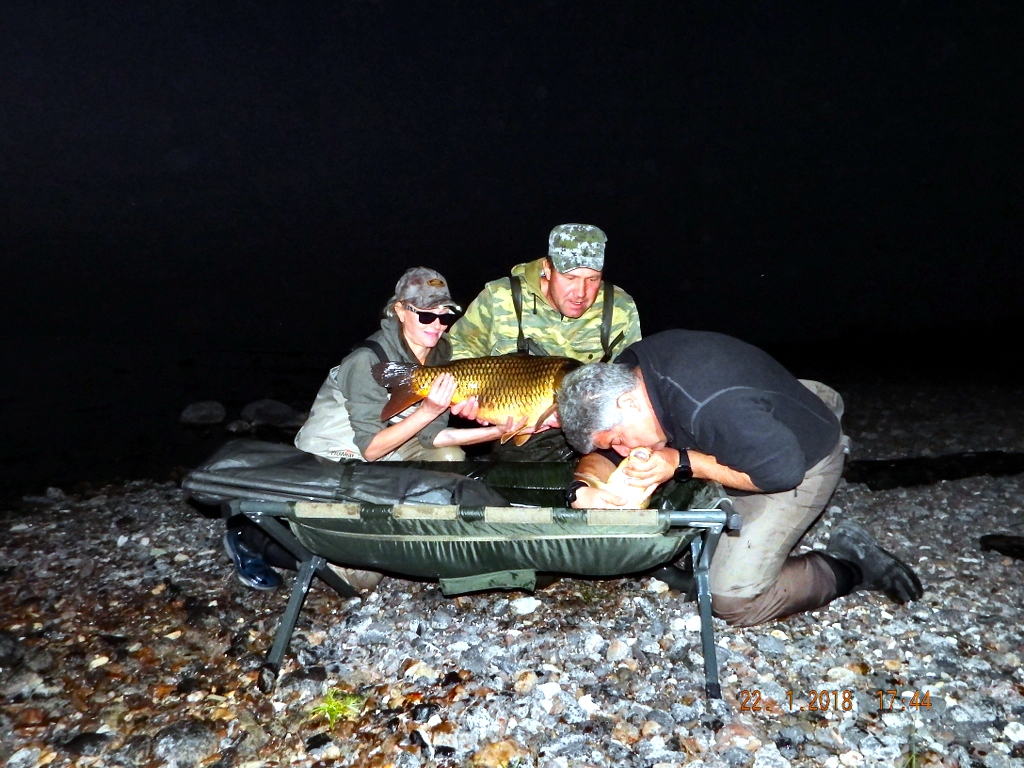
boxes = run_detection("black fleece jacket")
[616,330,841,493]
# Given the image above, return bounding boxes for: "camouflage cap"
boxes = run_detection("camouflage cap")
[389,267,461,311]
[548,223,607,274]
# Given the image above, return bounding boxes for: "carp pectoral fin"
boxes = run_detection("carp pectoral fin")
[498,428,531,445]
[380,386,425,421]
[532,404,558,432]
[498,422,533,445]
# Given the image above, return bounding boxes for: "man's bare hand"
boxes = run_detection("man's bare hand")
[571,485,628,509]
[620,447,679,487]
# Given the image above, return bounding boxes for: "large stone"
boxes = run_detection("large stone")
[606,639,631,662]
[64,732,112,756]
[179,401,226,425]
[240,398,304,427]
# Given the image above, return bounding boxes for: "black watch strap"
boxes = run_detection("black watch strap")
[673,450,693,483]
[565,480,589,507]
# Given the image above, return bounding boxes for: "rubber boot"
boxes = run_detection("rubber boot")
[825,520,923,603]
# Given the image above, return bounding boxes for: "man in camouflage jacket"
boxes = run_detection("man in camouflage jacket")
[447,224,642,459]
[448,224,642,363]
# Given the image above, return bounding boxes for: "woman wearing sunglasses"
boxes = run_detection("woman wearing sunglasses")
[226,267,510,592]
[294,266,509,463]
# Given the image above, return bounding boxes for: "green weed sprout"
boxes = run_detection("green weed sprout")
[310,688,367,728]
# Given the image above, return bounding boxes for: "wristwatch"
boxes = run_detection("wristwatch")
[564,480,590,507]
[673,449,693,483]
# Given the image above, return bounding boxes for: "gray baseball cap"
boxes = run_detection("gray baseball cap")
[389,267,461,311]
[548,223,607,273]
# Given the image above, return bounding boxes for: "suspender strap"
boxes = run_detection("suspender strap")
[509,275,529,355]
[600,281,624,362]
[352,339,389,365]
[514,274,622,361]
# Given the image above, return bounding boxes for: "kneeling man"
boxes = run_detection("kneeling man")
[558,329,923,627]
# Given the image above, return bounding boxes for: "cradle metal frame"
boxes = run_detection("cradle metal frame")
[228,498,738,699]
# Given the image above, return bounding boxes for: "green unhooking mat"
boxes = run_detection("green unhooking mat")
[286,502,706,594]
[184,438,728,591]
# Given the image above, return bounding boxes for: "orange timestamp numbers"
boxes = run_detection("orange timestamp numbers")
[738,689,855,712]
[738,689,932,712]
[877,689,931,711]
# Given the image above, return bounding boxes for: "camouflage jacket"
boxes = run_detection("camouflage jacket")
[448,258,642,362]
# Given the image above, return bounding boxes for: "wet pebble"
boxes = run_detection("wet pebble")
[63,731,112,756]
[153,719,219,768]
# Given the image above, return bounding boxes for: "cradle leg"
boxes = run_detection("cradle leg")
[691,535,721,699]
[258,554,323,693]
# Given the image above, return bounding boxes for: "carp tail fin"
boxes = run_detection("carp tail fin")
[372,361,424,421]
[371,361,416,388]
[380,387,426,421]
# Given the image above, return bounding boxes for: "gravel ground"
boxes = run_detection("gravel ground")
[2,377,1024,768]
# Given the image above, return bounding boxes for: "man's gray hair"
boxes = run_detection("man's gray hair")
[557,363,640,453]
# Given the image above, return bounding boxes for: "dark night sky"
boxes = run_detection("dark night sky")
[2,1,1023,488]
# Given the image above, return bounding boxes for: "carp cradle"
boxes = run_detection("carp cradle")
[183,439,740,698]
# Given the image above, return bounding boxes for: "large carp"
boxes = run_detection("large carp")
[371,355,581,446]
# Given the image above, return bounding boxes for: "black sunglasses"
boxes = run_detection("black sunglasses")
[405,305,458,327]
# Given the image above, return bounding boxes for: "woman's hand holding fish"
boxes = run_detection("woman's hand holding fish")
[450,396,481,422]
[420,373,457,417]
[620,447,678,487]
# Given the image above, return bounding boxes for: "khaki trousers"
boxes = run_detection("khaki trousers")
[710,380,848,627]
